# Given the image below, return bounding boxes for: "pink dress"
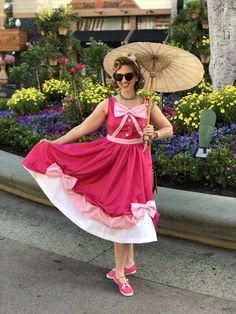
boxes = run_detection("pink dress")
[23,97,160,243]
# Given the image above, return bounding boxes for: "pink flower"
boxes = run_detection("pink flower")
[5,54,15,64]
[58,57,65,64]
[78,106,83,111]
[70,67,76,74]
[69,97,75,102]
[61,66,67,71]
[58,57,69,64]
[75,64,85,71]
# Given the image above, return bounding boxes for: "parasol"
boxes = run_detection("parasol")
[103,42,204,93]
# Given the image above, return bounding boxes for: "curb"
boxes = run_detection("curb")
[0,150,236,250]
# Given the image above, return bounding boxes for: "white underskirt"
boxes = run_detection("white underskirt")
[26,169,157,243]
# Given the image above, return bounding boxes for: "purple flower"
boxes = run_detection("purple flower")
[152,123,236,159]
[14,107,72,137]
[0,109,13,118]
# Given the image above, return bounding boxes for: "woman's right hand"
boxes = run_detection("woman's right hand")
[39,139,52,143]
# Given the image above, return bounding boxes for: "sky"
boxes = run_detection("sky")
[133,0,172,9]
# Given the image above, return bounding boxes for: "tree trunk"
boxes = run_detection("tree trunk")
[207,0,236,90]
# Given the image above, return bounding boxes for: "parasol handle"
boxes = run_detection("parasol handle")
[144,76,154,146]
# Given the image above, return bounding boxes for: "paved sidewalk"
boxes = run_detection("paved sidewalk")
[0,189,236,310]
[1,236,236,314]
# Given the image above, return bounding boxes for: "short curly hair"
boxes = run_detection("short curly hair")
[111,56,145,91]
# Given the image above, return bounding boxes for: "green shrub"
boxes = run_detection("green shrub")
[42,79,71,101]
[154,153,203,184]
[20,130,42,150]
[7,88,46,115]
[0,98,8,110]
[204,146,236,188]
[0,117,42,152]
[0,117,25,147]
[153,148,235,189]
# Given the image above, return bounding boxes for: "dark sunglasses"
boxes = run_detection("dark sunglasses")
[113,72,135,82]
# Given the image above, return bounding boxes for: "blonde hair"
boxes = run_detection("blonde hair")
[111,56,145,91]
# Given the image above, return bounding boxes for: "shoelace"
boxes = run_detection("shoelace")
[119,277,130,288]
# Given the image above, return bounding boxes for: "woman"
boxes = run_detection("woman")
[23,56,173,297]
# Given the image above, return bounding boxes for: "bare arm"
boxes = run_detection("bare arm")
[144,104,173,140]
[44,99,108,145]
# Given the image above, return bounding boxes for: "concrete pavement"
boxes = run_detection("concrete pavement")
[1,236,236,314]
[0,189,236,314]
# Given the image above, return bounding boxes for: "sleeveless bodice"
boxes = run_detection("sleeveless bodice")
[107,97,147,141]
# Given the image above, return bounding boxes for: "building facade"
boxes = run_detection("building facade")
[12,0,183,46]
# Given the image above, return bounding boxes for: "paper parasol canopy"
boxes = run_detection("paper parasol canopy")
[103,42,204,93]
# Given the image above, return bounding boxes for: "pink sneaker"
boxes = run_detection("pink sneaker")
[106,264,136,279]
[113,276,133,297]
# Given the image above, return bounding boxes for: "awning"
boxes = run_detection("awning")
[75,29,168,45]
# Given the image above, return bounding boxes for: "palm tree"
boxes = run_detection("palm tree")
[207,0,236,90]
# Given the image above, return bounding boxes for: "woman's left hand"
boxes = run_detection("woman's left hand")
[143,124,155,140]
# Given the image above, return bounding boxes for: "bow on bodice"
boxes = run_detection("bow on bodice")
[114,103,146,119]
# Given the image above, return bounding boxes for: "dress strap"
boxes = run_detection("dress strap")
[129,114,143,137]
[108,96,115,106]
[111,114,128,137]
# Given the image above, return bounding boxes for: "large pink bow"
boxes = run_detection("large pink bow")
[46,163,77,191]
[114,103,146,119]
[131,200,157,220]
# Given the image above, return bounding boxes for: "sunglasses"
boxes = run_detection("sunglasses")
[113,72,135,82]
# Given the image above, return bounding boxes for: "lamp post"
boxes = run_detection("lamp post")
[0,0,8,84]
[0,0,5,30]
[15,18,21,28]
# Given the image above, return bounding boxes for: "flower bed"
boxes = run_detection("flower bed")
[152,124,235,192]
[0,80,235,194]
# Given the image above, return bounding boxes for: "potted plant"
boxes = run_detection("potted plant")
[54,5,79,36]
[186,0,201,19]
[197,36,210,63]
[58,24,69,36]
[41,33,61,49]
[35,7,56,35]
[169,21,198,52]
[63,35,82,56]
[44,46,60,66]
[201,9,209,29]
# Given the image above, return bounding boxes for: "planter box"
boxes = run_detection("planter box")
[0,29,27,52]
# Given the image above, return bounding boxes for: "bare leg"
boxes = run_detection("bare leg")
[114,242,129,278]
[125,244,135,268]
